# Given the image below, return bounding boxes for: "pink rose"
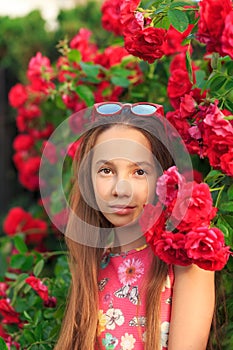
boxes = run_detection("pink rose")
[156,166,185,206]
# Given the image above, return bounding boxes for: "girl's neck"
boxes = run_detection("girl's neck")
[113,224,146,253]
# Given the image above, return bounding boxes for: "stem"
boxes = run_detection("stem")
[209,185,225,208]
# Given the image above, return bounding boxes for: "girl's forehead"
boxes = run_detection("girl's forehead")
[94,125,151,149]
[92,126,154,165]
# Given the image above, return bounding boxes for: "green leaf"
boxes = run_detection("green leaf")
[33,259,45,277]
[209,75,227,91]
[111,76,130,87]
[185,49,193,83]
[224,98,233,111]
[13,235,28,253]
[5,272,18,280]
[0,253,7,278]
[219,202,233,212]
[167,8,189,32]
[67,49,81,63]
[10,254,26,269]
[110,66,132,78]
[23,329,36,343]
[80,62,100,79]
[170,1,194,9]
[75,84,94,106]
[21,255,34,271]
[0,337,8,350]
[55,95,66,110]
[225,79,233,91]
[195,70,206,89]
[228,184,233,200]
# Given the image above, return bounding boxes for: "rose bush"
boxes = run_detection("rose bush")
[1,0,233,348]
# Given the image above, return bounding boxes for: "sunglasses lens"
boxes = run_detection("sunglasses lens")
[132,104,157,115]
[96,103,122,115]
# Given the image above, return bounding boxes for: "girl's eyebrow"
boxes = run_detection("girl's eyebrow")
[95,159,154,169]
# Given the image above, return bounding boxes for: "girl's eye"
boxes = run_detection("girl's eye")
[98,168,112,175]
[135,169,147,176]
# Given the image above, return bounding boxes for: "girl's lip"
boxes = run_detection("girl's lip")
[109,205,136,215]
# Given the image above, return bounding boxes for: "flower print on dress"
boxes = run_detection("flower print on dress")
[102,332,118,349]
[98,278,109,291]
[161,321,170,349]
[97,310,107,335]
[114,285,140,305]
[118,258,144,285]
[120,333,136,350]
[129,316,146,327]
[103,292,113,306]
[105,307,125,330]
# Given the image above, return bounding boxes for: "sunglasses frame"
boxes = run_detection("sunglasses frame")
[92,102,164,119]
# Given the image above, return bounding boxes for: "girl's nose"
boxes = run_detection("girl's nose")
[112,179,132,197]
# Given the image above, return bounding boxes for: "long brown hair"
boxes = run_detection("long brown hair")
[55,111,174,350]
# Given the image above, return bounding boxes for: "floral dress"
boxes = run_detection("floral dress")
[96,244,174,350]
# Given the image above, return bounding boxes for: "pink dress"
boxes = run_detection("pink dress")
[96,244,174,350]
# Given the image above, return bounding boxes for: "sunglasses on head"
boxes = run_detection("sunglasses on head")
[93,102,164,119]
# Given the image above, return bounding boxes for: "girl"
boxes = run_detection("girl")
[55,102,215,350]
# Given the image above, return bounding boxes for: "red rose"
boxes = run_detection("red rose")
[101,0,123,36]
[120,0,141,35]
[172,182,217,232]
[0,283,8,297]
[203,103,233,138]
[139,203,165,241]
[221,12,233,59]
[3,207,32,236]
[13,134,34,152]
[167,68,192,100]
[180,94,197,118]
[25,276,49,301]
[27,52,54,82]
[3,207,47,244]
[8,83,28,108]
[94,81,123,103]
[18,156,41,191]
[220,149,233,177]
[70,28,98,62]
[44,296,57,308]
[18,104,41,120]
[153,232,191,266]
[163,25,193,56]
[94,46,129,69]
[196,0,232,55]
[67,139,82,159]
[205,135,231,170]
[124,27,166,63]
[0,299,21,324]
[25,218,47,245]
[185,227,230,271]
[166,110,191,143]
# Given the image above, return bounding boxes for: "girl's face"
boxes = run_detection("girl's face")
[91,125,158,228]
